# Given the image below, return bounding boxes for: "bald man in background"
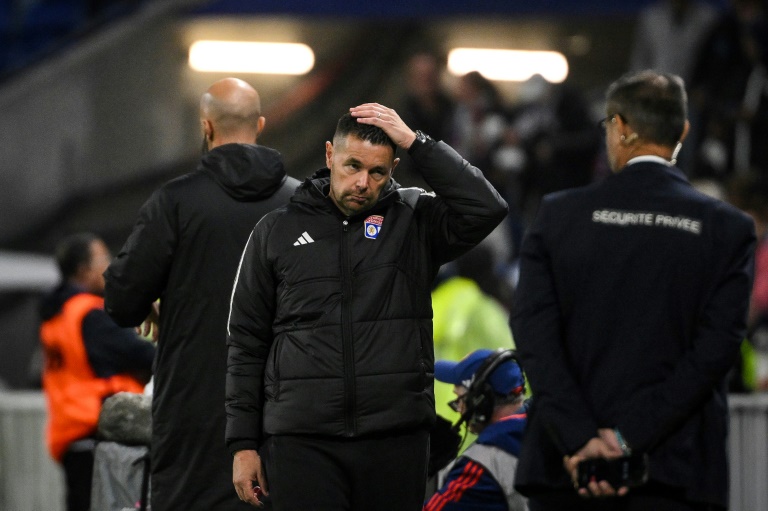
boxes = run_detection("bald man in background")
[104,78,300,510]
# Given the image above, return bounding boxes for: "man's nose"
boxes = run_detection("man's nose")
[355,173,369,190]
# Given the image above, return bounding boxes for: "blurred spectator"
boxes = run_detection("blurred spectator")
[425,349,528,511]
[452,71,507,172]
[688,0,768,178]
[449,71,524,261]
[629,0,719,83]
[431,246,516,424]
[728,172,768,390]
[400,50,456,146]
[396,49,457,189]
[503,75,601,232]
[39,232,154,511]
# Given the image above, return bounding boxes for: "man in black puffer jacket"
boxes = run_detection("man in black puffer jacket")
[227,103,508,510]
[103,78,300,511]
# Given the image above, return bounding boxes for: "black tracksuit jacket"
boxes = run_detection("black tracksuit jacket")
[104,143,300,511]
[225,139,508,453]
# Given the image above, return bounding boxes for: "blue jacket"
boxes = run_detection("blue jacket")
[425,413,527,511]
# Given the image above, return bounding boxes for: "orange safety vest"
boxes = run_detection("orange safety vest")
[40,292,145,461]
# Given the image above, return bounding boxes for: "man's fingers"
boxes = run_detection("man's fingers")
[352,108,390,122]
[349,104,399,125]
[255,467,269,496]
[597,479,617,496]
[579,478,620,499]
[233,449,266,505]
[234,479,262,507]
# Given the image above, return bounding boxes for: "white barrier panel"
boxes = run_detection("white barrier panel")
[0,391,64,511]
[1,390,767,510]
[728,393,768,511]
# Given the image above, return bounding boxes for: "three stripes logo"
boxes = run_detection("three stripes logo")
[293,231,314,246]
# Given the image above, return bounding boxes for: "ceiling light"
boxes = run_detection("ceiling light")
[189,41,315,75]
[448,48,568,83]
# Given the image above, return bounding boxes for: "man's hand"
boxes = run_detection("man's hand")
[233,449,268,507]
[598,427,624,454]
[563,433,628,498]
[349,103,418,150]
[135,300,160,342]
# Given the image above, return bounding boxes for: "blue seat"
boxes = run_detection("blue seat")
[22,0,87,32]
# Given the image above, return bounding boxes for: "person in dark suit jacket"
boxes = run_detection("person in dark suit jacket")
[511,70,756,510]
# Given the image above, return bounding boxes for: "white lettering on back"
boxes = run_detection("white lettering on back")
[592,209,702,235]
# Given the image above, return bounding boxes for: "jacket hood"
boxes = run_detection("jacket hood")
[292,167,402,216]
[201,143,288,201]
[39,283,88,321]
[477,413,527,457]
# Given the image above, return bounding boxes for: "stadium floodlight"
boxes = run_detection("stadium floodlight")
[448,48,568,83]
[189,41,315,75]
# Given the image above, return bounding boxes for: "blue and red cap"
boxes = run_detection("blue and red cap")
[434,349,525,396]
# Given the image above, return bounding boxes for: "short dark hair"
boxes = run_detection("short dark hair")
[55,232,97,280]
[333,112,396,153]
[606,70,687,147]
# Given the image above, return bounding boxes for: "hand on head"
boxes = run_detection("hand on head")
[349,103,417,150]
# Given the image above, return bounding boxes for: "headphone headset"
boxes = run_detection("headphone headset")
[453,348,525,431]
[620,132,639,144]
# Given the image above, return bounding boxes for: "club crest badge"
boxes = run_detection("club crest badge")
[364,215,384,239]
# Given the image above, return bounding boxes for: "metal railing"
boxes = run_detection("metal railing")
[0,391,63,511]
[1,390,767,511]
[728,393,768,511]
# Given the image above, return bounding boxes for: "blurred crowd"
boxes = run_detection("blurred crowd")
[398,0,768,393]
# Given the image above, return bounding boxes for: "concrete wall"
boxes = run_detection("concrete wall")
[0,2,202,243]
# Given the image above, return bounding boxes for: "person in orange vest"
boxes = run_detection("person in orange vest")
[39,232,155,511]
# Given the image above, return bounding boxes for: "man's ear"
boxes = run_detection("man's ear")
[391,157,400,176]
[615,115,638,144]
[256,116,266,139]
[679,120,691,143]
[202,119,214,142]
[325,141,333,168]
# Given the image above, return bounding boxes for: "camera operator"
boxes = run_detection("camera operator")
[425,349,528,511]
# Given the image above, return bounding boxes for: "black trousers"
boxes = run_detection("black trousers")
[528,483,726,511]
[61,448,94,511]
[259,430,430,511]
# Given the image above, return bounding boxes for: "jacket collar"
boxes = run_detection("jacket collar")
[292,168,402,219]
[617,160,689,184]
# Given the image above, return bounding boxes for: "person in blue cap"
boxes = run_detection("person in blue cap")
[424,348,528,511]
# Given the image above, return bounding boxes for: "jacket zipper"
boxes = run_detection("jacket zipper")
[340,219,356,436]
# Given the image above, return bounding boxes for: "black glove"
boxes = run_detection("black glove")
[428,415,462,477]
